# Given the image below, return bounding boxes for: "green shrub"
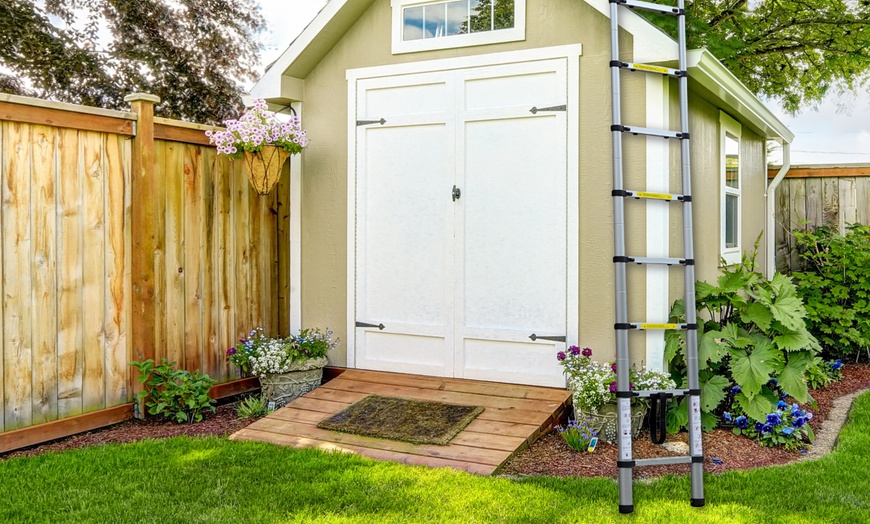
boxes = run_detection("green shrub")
[236,394,270,419]
[806,357,845,390]
[665,242,820,435]
[130,359,216,423]
[792,224,870,360]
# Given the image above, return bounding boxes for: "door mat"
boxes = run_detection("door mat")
[316,395,484,446]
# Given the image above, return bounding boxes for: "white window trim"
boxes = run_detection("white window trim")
[720,112,742,266]
[391,0,526,55]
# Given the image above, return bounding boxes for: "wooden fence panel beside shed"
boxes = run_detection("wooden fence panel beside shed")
[0,95,291,439]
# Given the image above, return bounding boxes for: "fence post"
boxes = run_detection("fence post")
[126,93,160,419]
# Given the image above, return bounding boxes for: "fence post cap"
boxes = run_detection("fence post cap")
[124,93,161,104]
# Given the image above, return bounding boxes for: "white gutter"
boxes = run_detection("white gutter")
[766,143,791,277]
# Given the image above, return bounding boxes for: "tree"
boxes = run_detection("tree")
[0,0,265,124]
[643,0,870,112]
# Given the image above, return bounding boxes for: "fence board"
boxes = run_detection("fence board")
[3,122,34,430]
[821,177,839,228]
[56,128,84,419]
[183,145,203,373]
[202,147,219,380]
[235,167,253,338]
[219,156,237,380]
[787,178,806,270]
[859,177,870,226]
[30,125,59,426]
[104,134,128,406]
[803,177,823,231]
[81,132,106,412]
[839,177,858,233]
[164,142,185,368]
[152,141,167,367]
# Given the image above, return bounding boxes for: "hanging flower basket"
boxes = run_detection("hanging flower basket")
[206,99,309,196]
[243,145,291,195]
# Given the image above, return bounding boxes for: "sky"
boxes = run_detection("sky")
[256,0,870,166]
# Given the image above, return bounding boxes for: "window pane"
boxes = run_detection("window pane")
[403,6,425,41]
[423,4,446,38]
[468,0,491,33]
[725,193,739,249]
[725,133,739,189]
[493,0,515,29]
[445,1,467,36]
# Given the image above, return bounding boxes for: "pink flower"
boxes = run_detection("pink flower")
[582,347,592,357]
[609,381,617,393]
[569,345,581,356]
[557,351,567,361]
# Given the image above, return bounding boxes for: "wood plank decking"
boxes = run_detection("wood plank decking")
[230,369,572,475]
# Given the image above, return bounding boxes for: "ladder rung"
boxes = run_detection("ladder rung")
[613,190,691,202]
[610,61,686,78]
[614,256,691,266]
[635,456,693,467]
[612,125,687,140]
[616,323,696,331]
[631,389,691,398]
[610,0,684,16]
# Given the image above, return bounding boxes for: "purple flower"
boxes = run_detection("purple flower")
[557,351,567,361]
[731,385,741,394]
[792,417,806,428]
[761,423,773,434]
[755,422,765,432]
[226,347,236,356]
[611,363,618,373]
[569,345,581,356]
[582,347,593,357]
[735,416,748,429]
[767,413,782,425]
[609,381,618,393]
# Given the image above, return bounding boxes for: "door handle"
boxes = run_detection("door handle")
[452,185,461,202]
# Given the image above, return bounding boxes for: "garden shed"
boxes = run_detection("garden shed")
[252,0,794,388]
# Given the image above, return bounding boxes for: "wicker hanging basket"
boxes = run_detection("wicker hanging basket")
[242,145,291,195]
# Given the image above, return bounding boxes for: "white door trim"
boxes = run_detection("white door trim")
[347,45,582,380]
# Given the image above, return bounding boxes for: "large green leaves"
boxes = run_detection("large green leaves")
[700,375,730,412]
[734,390,777,422]
[729,337,778,397]
[770,351,814,403]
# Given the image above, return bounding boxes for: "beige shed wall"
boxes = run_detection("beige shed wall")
[297,0,656,367]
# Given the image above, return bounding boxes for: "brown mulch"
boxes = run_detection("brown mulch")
[3,364,870,480]
[501,363,870,479]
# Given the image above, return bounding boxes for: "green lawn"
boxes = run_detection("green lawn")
[3,393,869,524]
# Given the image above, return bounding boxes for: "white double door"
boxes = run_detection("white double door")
[353,58,569,387]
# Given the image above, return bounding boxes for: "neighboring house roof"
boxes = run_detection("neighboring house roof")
[252,0,792,143]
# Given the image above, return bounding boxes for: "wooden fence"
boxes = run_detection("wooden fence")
[0,94,290,440]
[771,165,870,272]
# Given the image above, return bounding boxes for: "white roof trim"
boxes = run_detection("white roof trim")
[252,0,679,100]
[686,49,794,143]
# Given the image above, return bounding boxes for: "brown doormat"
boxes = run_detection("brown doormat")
[316,395,484,446]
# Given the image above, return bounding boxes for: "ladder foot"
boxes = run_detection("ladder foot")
[691,498,705,508]
[619,505,634,514]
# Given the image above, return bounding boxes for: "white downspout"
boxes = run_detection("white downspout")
[766,142,791,277]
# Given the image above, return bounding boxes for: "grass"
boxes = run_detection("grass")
[2,393,869,523]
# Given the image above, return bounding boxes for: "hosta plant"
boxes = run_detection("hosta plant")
[665,240,820,433]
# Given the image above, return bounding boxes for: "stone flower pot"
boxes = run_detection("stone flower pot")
[573,400,648,444]
[258,356,329,407]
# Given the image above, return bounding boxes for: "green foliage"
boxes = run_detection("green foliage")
[665,243,820,433]
[130,359,216,423]
[0,0,265,124]
[792,224,870,360]
[236,394,270,420]
[640,1,870,112]
[806,358,845,390]
[554,419,598,452]
[728,399,815,451]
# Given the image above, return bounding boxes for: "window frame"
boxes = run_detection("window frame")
[720,112,742,266]
[391,0,526,55]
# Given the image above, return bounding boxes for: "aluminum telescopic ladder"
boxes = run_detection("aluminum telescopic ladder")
[608,0,704,514]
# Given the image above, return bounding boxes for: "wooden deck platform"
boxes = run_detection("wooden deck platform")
[230,369,572,475]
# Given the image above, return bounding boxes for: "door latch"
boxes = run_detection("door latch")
[452,185,461,201]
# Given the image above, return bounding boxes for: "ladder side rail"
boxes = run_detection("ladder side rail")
[609,1,635,515]
[677,0,705,507]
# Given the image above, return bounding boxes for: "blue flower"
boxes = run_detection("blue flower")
[755,422,765,432]
[806,413,813,420]
[831,359,843,370]
[782,427,795,435]
[722,412,733,423]
[761,424,773,434]
[793,417,806,428]
[731,385,741,394]
[781,392,788,400]
[768,378,779,386]
[791,403,800,415]
[735,416,748,429]
[767,413,782,425]
[776,400,788,410]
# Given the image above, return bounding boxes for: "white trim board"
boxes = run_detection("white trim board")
[289,102,303,333]
[346,45,581,378]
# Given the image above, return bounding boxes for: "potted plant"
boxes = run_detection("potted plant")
[557,346,675,443]
[205,99,309,195]
[227,327,336,407]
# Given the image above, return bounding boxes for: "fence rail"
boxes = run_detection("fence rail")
[0,94,290,436]
[771,165,870,272]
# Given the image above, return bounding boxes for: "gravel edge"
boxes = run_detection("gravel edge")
[802,387,870,460]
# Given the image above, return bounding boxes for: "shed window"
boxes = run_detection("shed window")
[393,0,525,54]
[720,112,742,265]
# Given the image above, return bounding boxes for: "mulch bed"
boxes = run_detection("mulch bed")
[501,363,870,478]
[3,364,869,481]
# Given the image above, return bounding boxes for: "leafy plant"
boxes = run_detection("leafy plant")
[236,394,270,419]
[130,359,216,423]
[227,327,337,376]
[665,241,820,434]
[554,419,598,452]
[792,224,870,360]
[806,358,844,390]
